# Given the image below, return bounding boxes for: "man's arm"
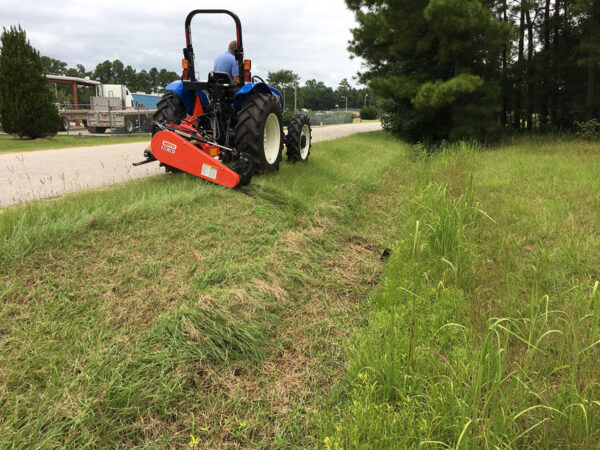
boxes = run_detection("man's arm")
[231,57,240,84]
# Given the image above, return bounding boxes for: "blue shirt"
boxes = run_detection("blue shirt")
[213,51,239,79]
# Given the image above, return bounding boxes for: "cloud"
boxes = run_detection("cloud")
[0,0,364,88]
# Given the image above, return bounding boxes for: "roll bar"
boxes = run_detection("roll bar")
[183,9,244,86]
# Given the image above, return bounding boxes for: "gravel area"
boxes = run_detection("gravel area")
[0,122,381,208]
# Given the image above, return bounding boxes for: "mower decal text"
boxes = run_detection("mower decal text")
[161,141,177,154]
[201,164,218,180]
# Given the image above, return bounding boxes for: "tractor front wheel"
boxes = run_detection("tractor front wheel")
[234,93,283,174]
[286,113,312,162]
[153,91,187,135]
[153,91,187,172]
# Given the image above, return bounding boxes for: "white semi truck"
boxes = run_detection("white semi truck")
[99,84,135,108]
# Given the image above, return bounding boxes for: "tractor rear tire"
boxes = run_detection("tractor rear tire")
[153,91,187,135]
[153,91,187,173]
[234,93,283,174]
[286,113,312,162]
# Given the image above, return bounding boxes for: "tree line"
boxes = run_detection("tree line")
[41,56,372,110]
[42,56,179,99]
[266,69,370,111]
[42,56,368,112]
[346,0,600,143]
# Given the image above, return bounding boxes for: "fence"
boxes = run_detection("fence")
[56,103,154,136]
[55,103,358,136]
[307,111,355,126]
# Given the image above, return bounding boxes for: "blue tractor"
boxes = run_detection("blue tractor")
[136,9,312,188]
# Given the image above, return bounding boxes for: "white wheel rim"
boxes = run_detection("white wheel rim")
[263,113,281,164]
[300,124,310,159]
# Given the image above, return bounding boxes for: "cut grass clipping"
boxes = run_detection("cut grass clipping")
[1,133,599,447]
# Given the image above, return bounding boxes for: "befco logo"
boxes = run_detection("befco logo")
[161,141,177,154]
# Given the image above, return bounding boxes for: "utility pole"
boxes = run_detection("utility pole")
[364,93,369,107]
[294,84,297,112]
[342,96,348,111]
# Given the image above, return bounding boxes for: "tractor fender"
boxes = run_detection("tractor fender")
[233,83,283,110]
[165,80,210,115]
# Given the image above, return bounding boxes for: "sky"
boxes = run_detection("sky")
[0,0,365,88]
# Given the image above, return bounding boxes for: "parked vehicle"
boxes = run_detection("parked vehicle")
[48,75,165,134]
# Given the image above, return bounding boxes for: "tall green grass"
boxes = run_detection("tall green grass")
[319,141,600,448]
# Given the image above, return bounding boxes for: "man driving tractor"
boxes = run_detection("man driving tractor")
[213,40,240,83]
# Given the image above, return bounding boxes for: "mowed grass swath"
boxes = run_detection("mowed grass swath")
[1,133,599,447]
[318,138,600,448]
[0,132,409,447]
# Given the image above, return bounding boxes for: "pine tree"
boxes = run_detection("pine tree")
[346,0,511,143]
[577,0,600,120]
[0,26,59,138]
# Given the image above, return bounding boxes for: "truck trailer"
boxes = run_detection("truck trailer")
[86,84,160,134]
[48,75,165,134]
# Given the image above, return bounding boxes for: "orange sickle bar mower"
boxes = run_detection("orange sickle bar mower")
[133,106,257,188]
[133,122,251,189]
[148,129,241,189]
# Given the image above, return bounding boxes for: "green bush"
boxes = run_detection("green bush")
[574,119,599,140]
[359,105,378,120]
[0,26,59,139]
[282,110,294,127]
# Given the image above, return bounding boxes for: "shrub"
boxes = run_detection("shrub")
[574,119,599,140]
[359,105,378,120]
[282,110,294,127]
[0,26,59,139]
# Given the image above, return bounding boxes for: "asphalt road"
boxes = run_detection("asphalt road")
[0,122,381,208]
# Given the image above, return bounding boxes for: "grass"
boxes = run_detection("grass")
[317,138,600,448]
[0,133,599,447]
[0,131,408,447]
[0,134,150,154]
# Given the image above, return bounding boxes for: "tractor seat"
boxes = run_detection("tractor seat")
[208,71,233,85]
